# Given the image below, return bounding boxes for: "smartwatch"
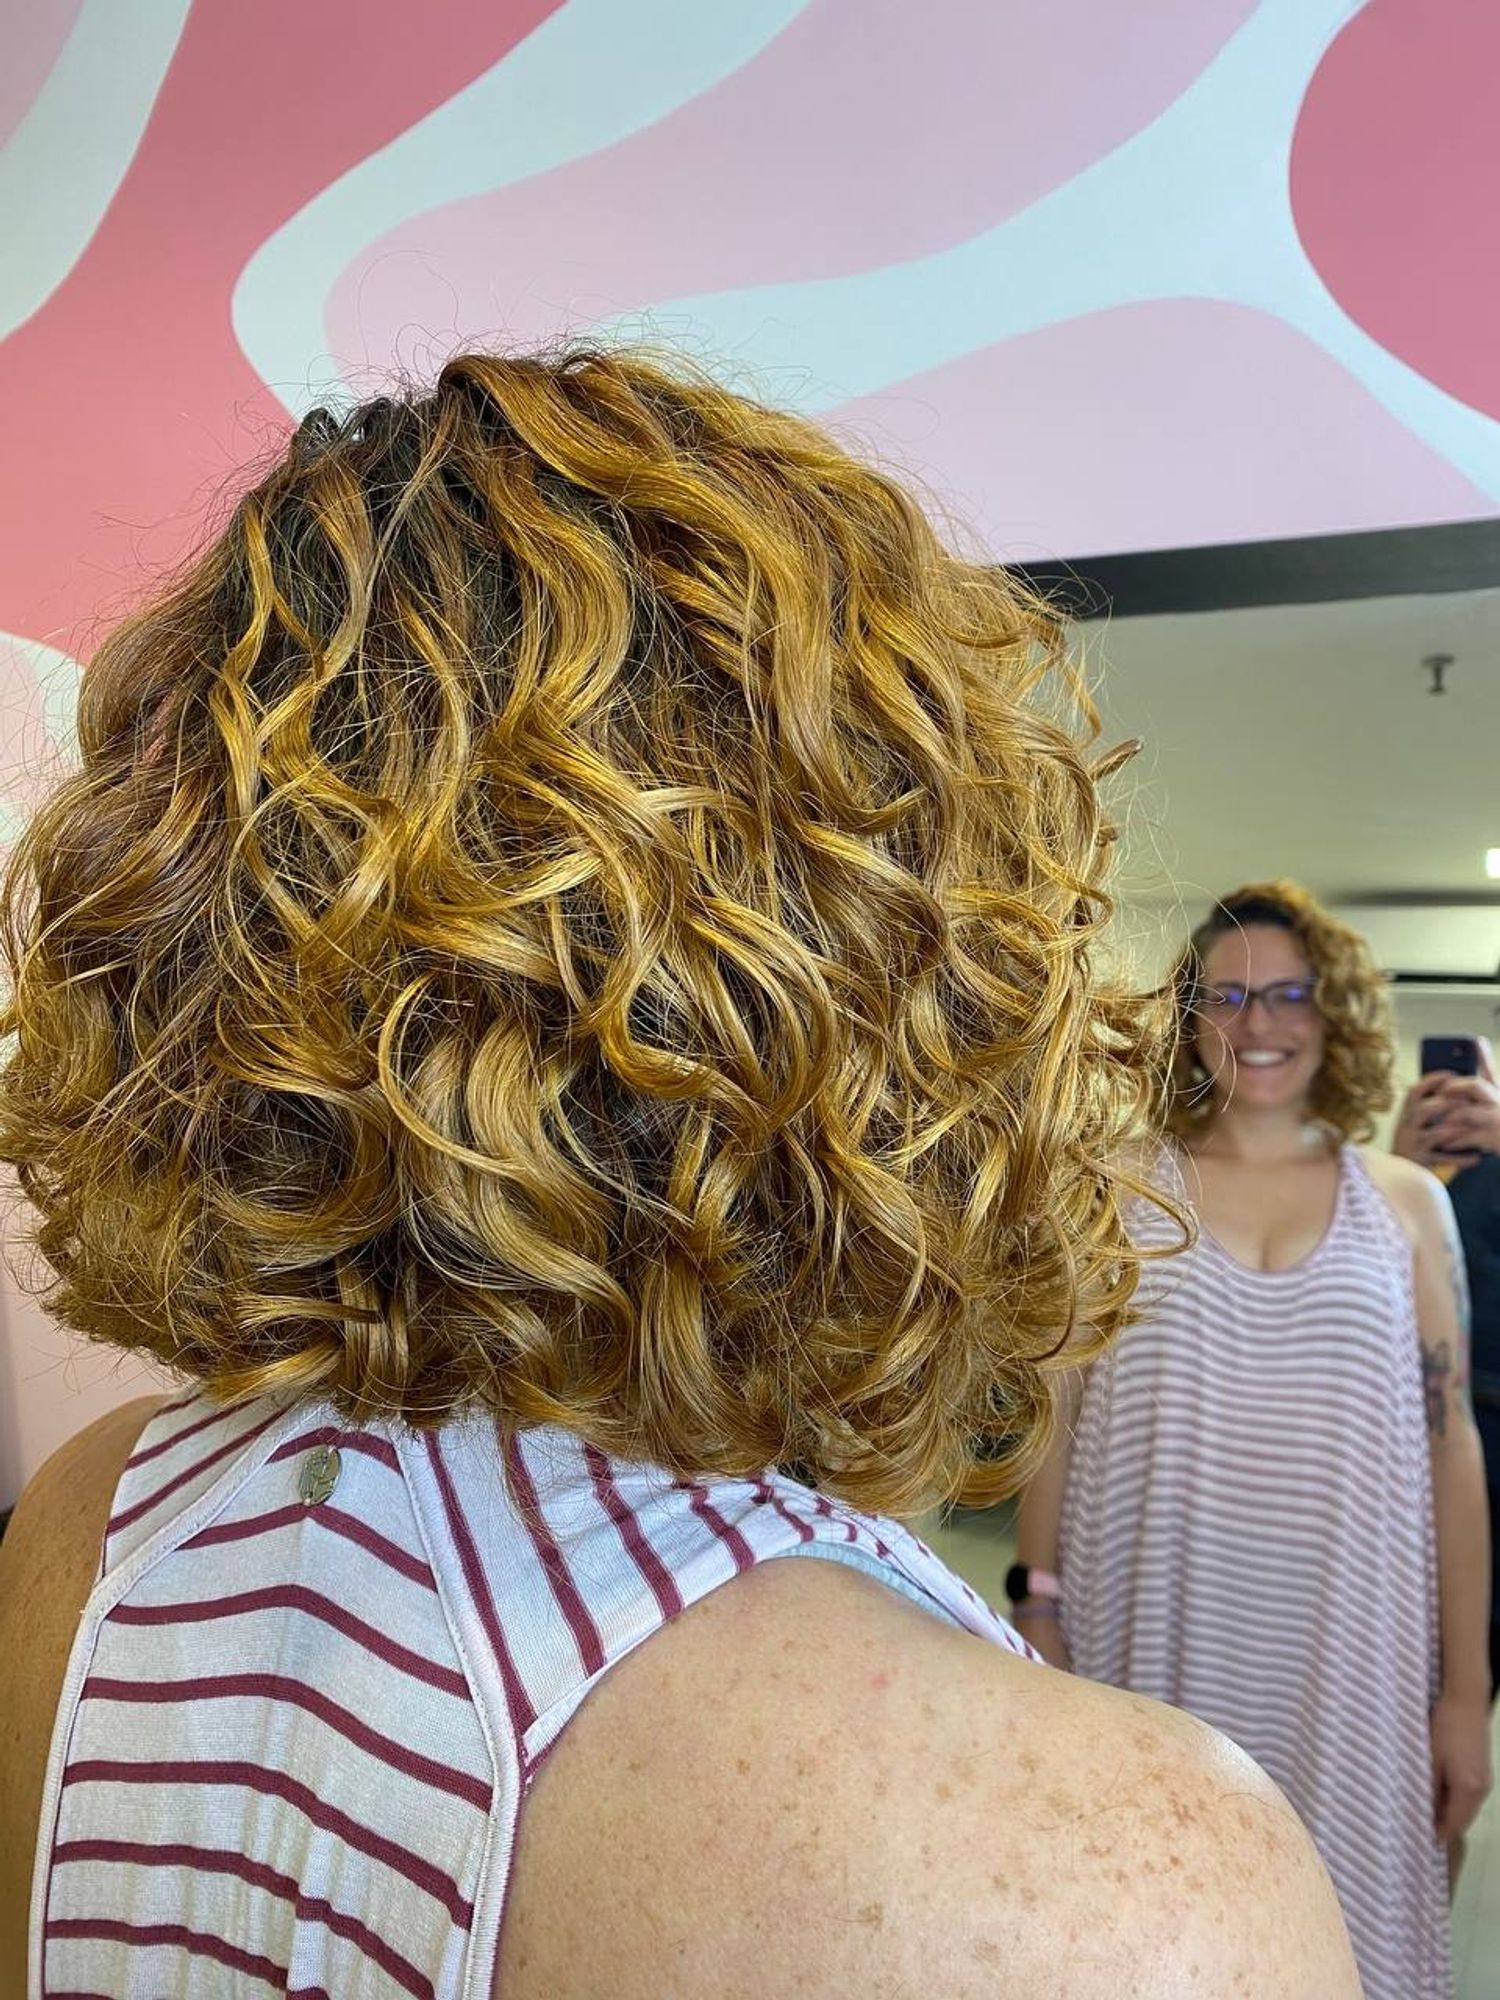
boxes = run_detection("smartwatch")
[1004,1562,1061,1606]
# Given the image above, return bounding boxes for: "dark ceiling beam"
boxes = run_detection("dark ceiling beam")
[1012,518,1500,620]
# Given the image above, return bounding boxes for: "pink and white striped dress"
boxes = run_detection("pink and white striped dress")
[31,1391,1029,1997]
[1060,1145,1450,2000]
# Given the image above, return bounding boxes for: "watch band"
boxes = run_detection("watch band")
[1004,1562,1061,1605]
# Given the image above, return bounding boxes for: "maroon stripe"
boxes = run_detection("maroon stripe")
[44,1992,117,1999]
[503,1431,606,1677]
[778,1483,900,1571]
[807,1489,862,1550]
[680,1481,755,1572]
[59,1759,475,1921]
[423,1431,537,1742]
[182,1502,438,1590]
[107,1586,468,1699]
[828,1501,888,1559]
[157,1385,204,1415]
[754,1478,815,1545]
[45,1916,286,1990]
[268,1428,401,1474]
[584,1444,684,1620]
[51,1841,438,2000]
[108,1410,283,1535]
[81,1673,492,1812]
[125,1399,247,1471]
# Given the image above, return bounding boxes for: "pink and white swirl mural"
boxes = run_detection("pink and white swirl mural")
[3,0,1499,719]
[0,0,1498,1488]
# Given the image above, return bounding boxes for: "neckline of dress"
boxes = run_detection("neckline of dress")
[1178,1141,1349,1280]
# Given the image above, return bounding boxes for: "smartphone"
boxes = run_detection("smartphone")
[1419,1036,1482,1166]
[1421,1036,1481,1077]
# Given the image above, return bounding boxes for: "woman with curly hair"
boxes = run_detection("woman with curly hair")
[1015,880,1491,1999]
[0,354,1358,1999]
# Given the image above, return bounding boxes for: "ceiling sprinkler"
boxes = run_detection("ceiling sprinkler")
[1423,651,1454,695]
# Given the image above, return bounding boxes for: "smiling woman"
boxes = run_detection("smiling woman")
[1017,877,1493,2000]
[1166,880,1393,1144]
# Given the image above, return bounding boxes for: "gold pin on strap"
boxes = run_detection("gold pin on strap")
[298,1442,341,1505]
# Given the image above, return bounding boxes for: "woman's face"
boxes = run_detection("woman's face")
[1193,924,1325,1117]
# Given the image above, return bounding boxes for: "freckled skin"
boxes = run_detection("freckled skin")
[0,1407,1365,2000]
[489,1560,1352,1992]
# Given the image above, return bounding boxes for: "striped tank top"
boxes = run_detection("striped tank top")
[1060,1144,1450,2000]
[32,1391,1028,1997]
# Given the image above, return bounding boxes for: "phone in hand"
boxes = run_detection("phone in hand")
[1419,1036,1482,1163]
[1421,1036,1481,1078]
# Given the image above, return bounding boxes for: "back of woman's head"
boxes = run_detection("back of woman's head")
[0,347,1162,1514]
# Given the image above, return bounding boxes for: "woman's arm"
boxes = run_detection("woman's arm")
[1394,1161,1494,1844]
[0,1397,164,1991]
[1013,1368,1084,1668]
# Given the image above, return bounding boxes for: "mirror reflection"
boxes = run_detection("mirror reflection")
[934,586,1500,1997]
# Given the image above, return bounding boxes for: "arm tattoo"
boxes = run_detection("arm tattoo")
[1422,1200,1473,1437]
[1421,1340,1451,1437]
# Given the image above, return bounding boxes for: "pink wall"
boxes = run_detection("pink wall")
[0,1270,175,1506]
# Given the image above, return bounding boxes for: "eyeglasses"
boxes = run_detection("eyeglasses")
[1194,979,1317,1020]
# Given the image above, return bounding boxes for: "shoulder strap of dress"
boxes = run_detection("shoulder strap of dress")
[397,1419,1031,1784]
[100,1389,299,1577]
[1338,1145,1418,1275]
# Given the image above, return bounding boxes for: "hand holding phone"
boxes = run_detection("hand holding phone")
[1396,1036,1500,1168]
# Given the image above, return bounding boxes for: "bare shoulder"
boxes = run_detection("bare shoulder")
[499,1555,1358,1999]
[0,1395,165,1988]
[1359,1145,1450,1244]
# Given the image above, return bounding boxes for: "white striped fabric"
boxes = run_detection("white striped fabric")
[33,1393,1028,1997]
[1060,1145,1450,2000]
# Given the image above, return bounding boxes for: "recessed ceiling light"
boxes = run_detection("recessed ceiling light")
[1487,849,1500,880]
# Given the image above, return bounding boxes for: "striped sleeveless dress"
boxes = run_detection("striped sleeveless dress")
[31,1391,1029,1997]
[1060,1144,1450,2000]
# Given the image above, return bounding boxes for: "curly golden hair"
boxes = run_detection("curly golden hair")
[0,347,1167,1515]
[1164,879,1393,1145]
